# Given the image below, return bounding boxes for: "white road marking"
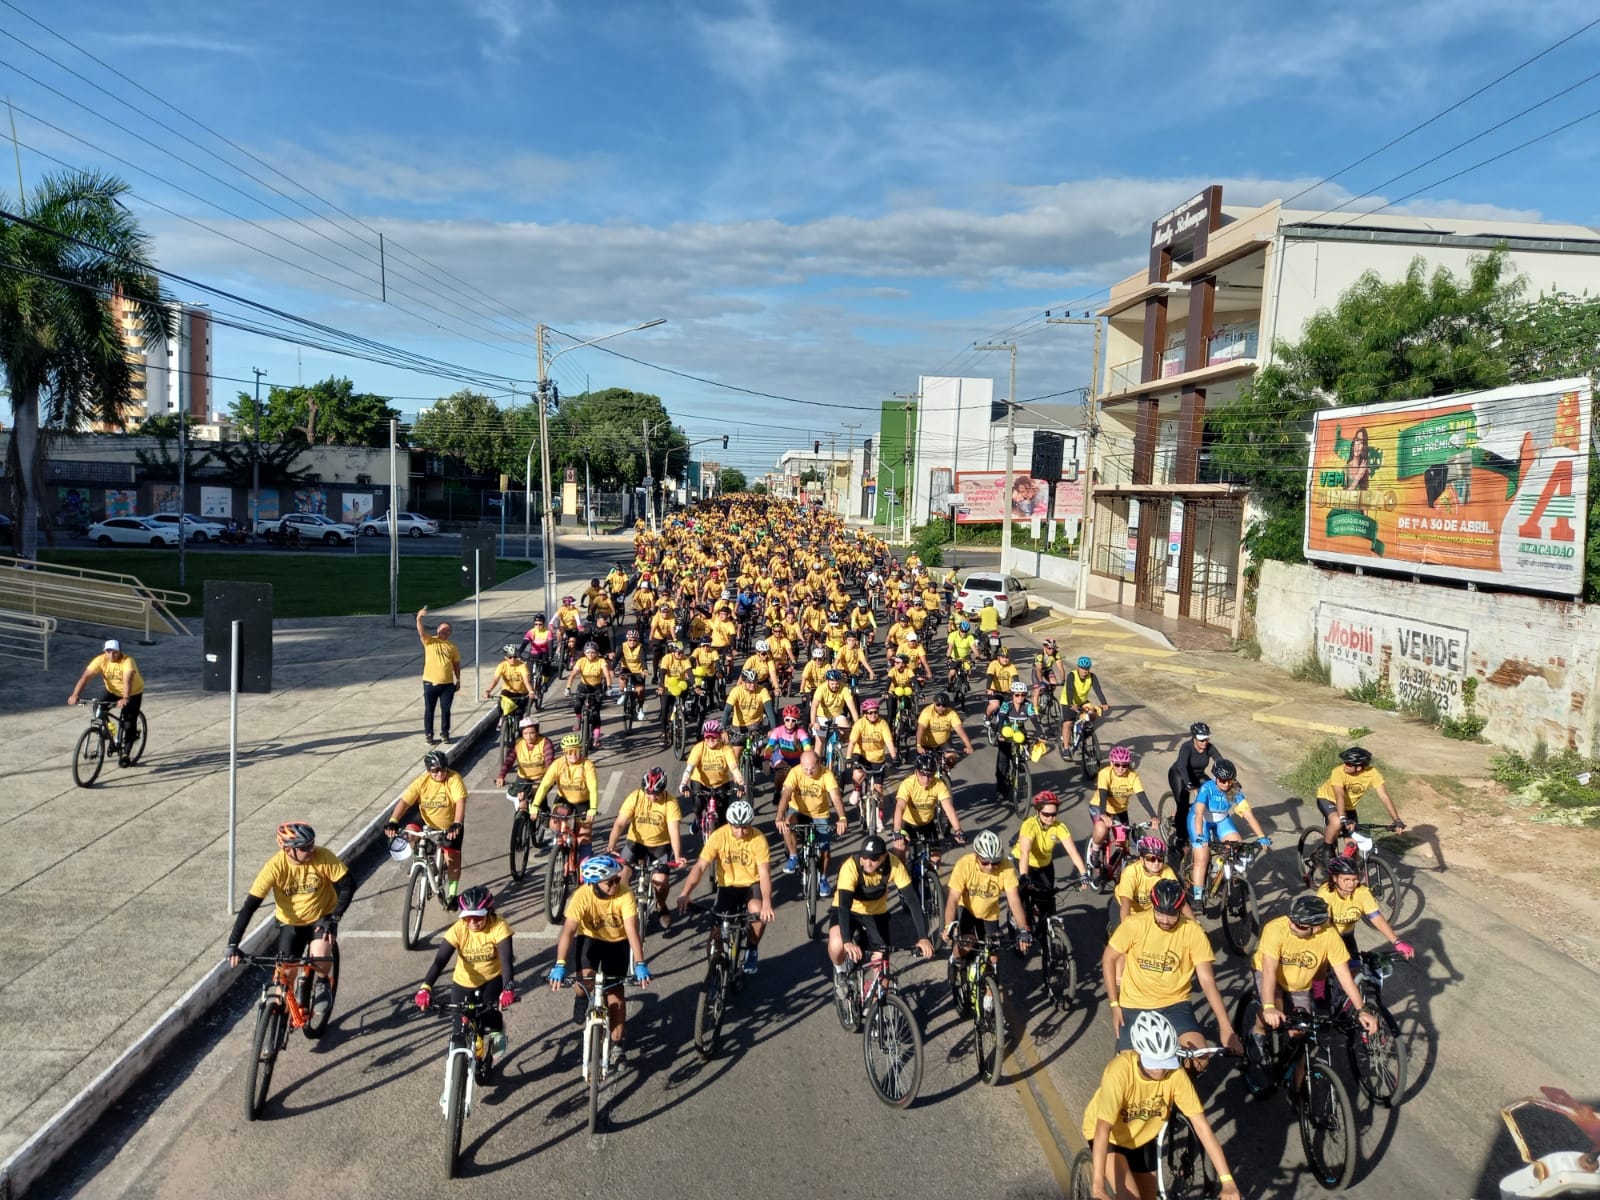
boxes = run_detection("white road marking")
[335,930,404,938]
[600,771,624,815]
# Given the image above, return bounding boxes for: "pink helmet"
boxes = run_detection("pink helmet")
[701,719,723,737]
[1109,744,1133,766]
[1135,834,1168,859]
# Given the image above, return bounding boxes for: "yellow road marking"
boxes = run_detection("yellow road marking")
[1140,662,1221,677]
[1195,683,1282,702]
[1253,710,1361,736]
[1006,1006,1088,1194]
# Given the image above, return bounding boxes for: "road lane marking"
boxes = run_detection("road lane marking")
[336,930,403,938]
[1005,1006,1086,1193]
[601,771,624,815]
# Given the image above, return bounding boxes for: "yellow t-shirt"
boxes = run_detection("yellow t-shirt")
[247,847,347,926]
[887,664,918,694]
[1317,764,1386,808]
[917,704,962,748]
[946,631,976,662]
[1108,910,1215,1009]
[709,617,738,648]
[534,757,598,812]
[800,660,829,695]
[948,852,1018,922]
[509,736,551,782]
[699,824,771,888]
[617,642,646,675]
[1114,860,1178,914]
[691,646,721,677]
[659,652,692,683]
[1096,766,1145,816]
[811,684,851,721]
[849,716,893,764]
[1318,881,1381,936]
[1012,814,1074,870]
[741,653,774,680]
[687,741,739,788]
[573,656,609,686]
[726,685,772,727]
[835,644,866,676]
[87,651,144,697]
[832,854,913,916]
[1082,1050,1203,1149]
[985,660,1019,691]
[977,607,1001,633]
[649,610,677,641]
[617,789,683,848]
[564,884,638,944]
[555,605,582,631]
[400,771,467,830]
[492,659,532,695]
[1253,915,1351,992]
[785,767,840,819]
[445,914,513,987]
[895,775,950,828]
[421,635,461,686]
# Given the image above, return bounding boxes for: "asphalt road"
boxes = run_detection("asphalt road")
[31,603,1600,1200]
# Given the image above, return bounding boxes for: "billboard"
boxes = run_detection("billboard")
[1303,378,1591,596]
[953,471,1083,524]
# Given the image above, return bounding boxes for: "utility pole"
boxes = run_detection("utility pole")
[177,413,187,587]
[250,367,266,532]
[975,343,1018,567]
[842,421,861,518]
[892,391,919,545]
[389,417,399,626]
[1048,313,1104,611]
[537,324,558,619]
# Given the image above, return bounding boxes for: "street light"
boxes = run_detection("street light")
[525,318,666,618]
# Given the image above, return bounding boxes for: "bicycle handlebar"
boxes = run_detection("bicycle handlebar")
[237,953,335,968]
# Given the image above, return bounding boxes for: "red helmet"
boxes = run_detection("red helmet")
[781,705,802,721]
[1031,790,1059,811]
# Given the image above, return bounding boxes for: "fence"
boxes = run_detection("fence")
[0,608,55,668]
[0,556,190,639]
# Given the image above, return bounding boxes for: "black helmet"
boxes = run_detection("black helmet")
[1190,721,1211,739]
[423,750,449,772]
[1150,878,1187,916]
[1339,746,1373,768]
[1288,895,1332,928]
[457,885,494,916]
[914,752,938,773]
[934,691,951,707]
[1327,852,1362,877]
[860,835,888,858]
[1212,759,1237,782]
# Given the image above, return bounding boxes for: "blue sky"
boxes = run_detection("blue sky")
[5,0,1600,476]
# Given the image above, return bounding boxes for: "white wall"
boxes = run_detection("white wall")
[1256,560,1600,754]
[913,375,995,524]
[1002,547,1081,591]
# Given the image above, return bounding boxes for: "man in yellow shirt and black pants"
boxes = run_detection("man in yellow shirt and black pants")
[676,799,775,974]
[415,606,462,745]
[826,835,934,999]
[66,637,144,767]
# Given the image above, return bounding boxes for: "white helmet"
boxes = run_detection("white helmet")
[726,800,756,827]
[972,830,1003,861]
[1129,1010,1181,1070]
[754,638,770,652]
[387,834,412,864]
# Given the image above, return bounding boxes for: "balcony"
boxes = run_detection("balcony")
[1206,323,1258,365]
[1108,358,1141,394]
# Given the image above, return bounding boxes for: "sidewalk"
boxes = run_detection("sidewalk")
[0,565,548,1186]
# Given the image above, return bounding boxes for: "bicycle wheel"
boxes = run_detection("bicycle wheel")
[833,967,862,1032]
[508,813,534,882]
[622,696,635,737]
[443,1050,467,1179]
[670,707,688,760]
[864,993,924,1108]
[244,999,284,1121]
[1220,875,1262,957]
[1234,989,1277,1096]
[1043,918,1076,1010]
[586,1022,605,1135]
[401,868,430,949]
[804,859,822,940]
[1348,1003,1407,1108]
[920,871,946,949]
[1297,827,1328,888]
[1078,728,1102,783]
[1069,1149,1095,1200]
[71,727,105,788]
[1364,856,1403,924]
[499,712,516,755]
[126,711,149,765]
[975,975,1006,1085]
[303,945,340,1040]
[693,960,729,1059]
[1014,757,1032,818]
[1298,1060,1358,1190]
[543,848,567,927]
[1157,1113,1220,1200]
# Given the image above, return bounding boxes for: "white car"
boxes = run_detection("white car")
[87,517,180,547]
[258,512,358,544]
[359,511,439,538]
[956,571,1031,625]
[146,513,227,542]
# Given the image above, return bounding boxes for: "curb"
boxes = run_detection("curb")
[0,706,498,1200]
[1031,596,1177,652]
[1251,710,1361,736]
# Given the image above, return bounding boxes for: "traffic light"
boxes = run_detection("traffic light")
[814,440,821,454]
[722,435,729,449]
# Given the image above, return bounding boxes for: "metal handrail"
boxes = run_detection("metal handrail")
[0,557,191,638]
[0,555,190,607]
[0,608,56,668]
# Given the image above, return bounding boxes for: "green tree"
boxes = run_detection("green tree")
[228,376,402,447]
[411,389,531,477]
[134,412,202,481]
[751,481,768,495]
[718,467,748,493]
[547,387,686,484]
[0,170,173,557]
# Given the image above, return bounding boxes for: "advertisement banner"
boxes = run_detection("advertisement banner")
[341,493,374,525]
[200,487,232,518]
[1303,378,1591,596]
[953,471,1083,524]
[1316,602,1469,715]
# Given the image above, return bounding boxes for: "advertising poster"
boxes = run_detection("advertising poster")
[1304,378,1591,596]
[1316,602,1469,715]
[257,489,281,521]
[341,493,373,525]
[294,487,327,516]
[953,472,1083,524]
[151,484,180,514]
[105,488,137,518]
[200,487,232,518]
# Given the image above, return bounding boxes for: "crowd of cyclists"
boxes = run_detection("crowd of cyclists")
[226,496,1419,1197]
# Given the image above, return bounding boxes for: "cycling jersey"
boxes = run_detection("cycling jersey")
[1316,764,1386,808]
[1190,779,1251,830]
[1012,814,1072,870]
[617,642,646,675]
[947,852,1018,922]
[490,659,532,695]
[849,716,893,764]
[1114,861,1178,915]
[917,704,961,748]
[556,606,582,631]
[1170,739,1221,790]
[444,914,513,986]
[833,854,912,917]
[1318,880,1382,936]
[1032,652,1060,680]
[1253,915,1350,992]
[564,885,637,943]
[698,824,770,888]
[784,767,840,819]
[1108,910,1214,1009]
[532,758,598,815]
[764,725,813,767]
[894,775,950,828]
[616,789,682,848]
[1082,1050,1203,1150]
[523,628,555,656]
[686,741,739,788]
[399,771,468,831]
[1062,670,1105,707]
[247,847,348,926]
[1095,766,1145,816]
[811,684,851,721]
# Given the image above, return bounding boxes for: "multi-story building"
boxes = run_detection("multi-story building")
[1089,185,1600,638]
[103,296,212,429]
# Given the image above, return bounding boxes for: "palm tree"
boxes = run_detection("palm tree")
[0,170,171,559]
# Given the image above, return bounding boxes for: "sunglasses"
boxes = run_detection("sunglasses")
[1039,809,1059,817]
[1289,921,1314,934]
[1142,854,1165,864]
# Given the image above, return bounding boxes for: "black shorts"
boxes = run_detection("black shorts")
[453,980,505,1032]
[625,840,673,870]
[829,908,892,952]
[270,917,334,957]
[955,908,1000,943]
[1109,1138,1158,1174]
[714,884,754,915]
[574,935,630,983]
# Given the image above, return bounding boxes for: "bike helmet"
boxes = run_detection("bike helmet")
[972,830,1003,862]
[1189,721,1211,740]
[423,750,449,772]
[811,647,826,660]
[725,799,756,827]
[643,767,668,793]
[914,752,938,774]
[1288,894,1332,927]
[1211,759,1237,783]
[560,733,583,750]
[580,854,623,885]
[582,641,599,654]
[276,822,316,850]
[1129,1010,1181,1070]
[457,885,494,917]
[668,640,684,652]
[861,697,881,713]
[781,705,802,721]
[519,715,541,730]
[933,691,951,706]
[1032,789,1059,810]
[532,613,547,624]
[1339,746,1374,769]
[1136,833,1168,859]
[1009,680,1027,694]
[1042,638,1057,651]
[735,668,756,684]
[959,621,971,632]
[501,643,520,658]
[561,595,576,605]
[701,719,723,737]
[824,669,844,683]
[754,638,770,652]
[698,637,713,647]
[893,653,909,665]
[625,628,640,639]
[860,835,888,859]
[1109,744,1133,766]
[1076,656,1092,669]
[1327,853,1362,878]
[983,598,994,607]
[1149,878,1186,915]
[905,633,919,643]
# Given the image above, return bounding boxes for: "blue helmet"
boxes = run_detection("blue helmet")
[580,854,623,885]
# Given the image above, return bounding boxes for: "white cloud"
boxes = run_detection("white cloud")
[691,0,798,91]
[458,0,555,58]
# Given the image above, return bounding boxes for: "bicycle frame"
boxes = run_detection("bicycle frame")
[440,1008,484,1121]
[577,967,615,1086]
[406,829,450,896]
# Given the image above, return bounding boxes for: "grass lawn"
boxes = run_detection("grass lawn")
[39,550,535,619]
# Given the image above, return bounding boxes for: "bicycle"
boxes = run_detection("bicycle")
[574,689,604,754]
[555,965,635,1135]
[1036,687,1063,749]
[495,692,530,756]
[898,829,948,949]
[1021,874,1086,1012]
[543,802,583,927]
[429,995,501,1178]
[685,781,739,848]
[72,697,148,787]
[734,728,766,808]
[996,733,1043,818]
[617,679,644,738]
[1182,835,1268,957]
[948,932,1009,1086]
[399,827,455,949]
[1086,816,1155,896]
[627,850,680,947]
[237,951,338,1121]
[1294,804,1405,923]
[505,783,544,882]
[694,909,757,1060]
[832,948,925,1108]
[855,760,893,834]
[891,687,920,745]
[1234,990,1360,1191]
[1333,948,1409,1108]
[1065,709,1103,782]
[949,658,974,707]
[819,721,848,778]
[528,655,554,712]
[787,818,831,940]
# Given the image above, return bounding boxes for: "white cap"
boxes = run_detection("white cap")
[103,639,121,652]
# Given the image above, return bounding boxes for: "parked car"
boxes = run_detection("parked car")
[87,517,180,547]
[358,511,439,538]
[255,512,357,544]
[146,513,228,542]
[956,570,1030,625]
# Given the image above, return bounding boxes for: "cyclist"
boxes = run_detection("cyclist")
[66,638,144,766]
[383,750,468,902]
[1013,790,1089,928]
[916,691,973,775]
[1103,879,1239,1063]
[1114,834,1179,927]
[529,734,600,855]
[845,697,898,813]
[414,886,517,1063]
[555,594,584,660]
[1166,721,1223,851]
[550,854,651,1071]
[1030,637,1062,709]
[495,714,555,810]
[982,643,1020,726]
[613,628,649,718]
[225,823,350,1018]
[848,597,877,647]
[520,613,558,692]
[1186,760,1270,905]
[945,619,977,687]
[764,704,813,797]
[740,638,782,697]
[647,604,678,682]
[883,653,921,730]
[1315,745,1406,861]
[992,679,1044,790]
[1060,655,1108,755]
[827,833,935,996]
[776,749,849,886]
[1252,894,1378,1040]
[975,595,1002,642]
[722,667,776,753]
[899,631,931,680]
[676,799,776,974]
[678,719,746,832]
[799,645,831,697]
[943,830,1032,985]
[835,630,874,691]
[690,636,724,700]
[484,642,533,729]
[889,752,966,864]
[809,668,859,758]
[1320,854,1414,961]
[565,641,614,749]
[605,767,685,933]
[1091,744,1151,873]
[1082,1010,1242,1200]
